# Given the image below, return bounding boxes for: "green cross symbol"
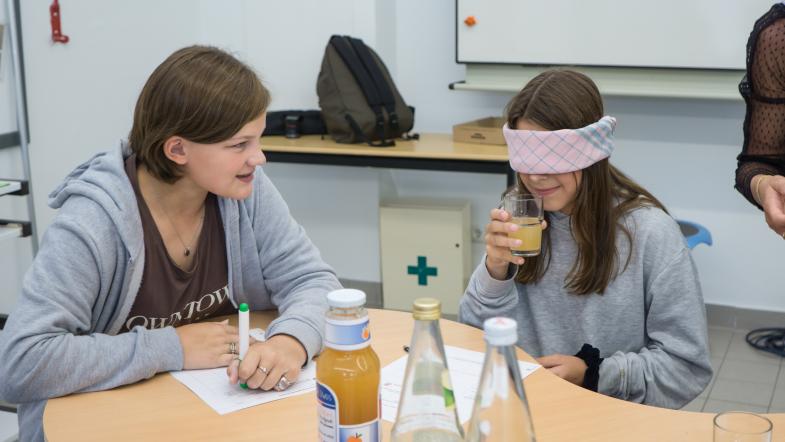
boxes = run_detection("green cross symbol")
[407,256,438,286]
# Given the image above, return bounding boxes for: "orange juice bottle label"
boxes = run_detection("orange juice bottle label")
[325,317,371,350]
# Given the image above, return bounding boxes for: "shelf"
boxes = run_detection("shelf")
[0,225,23,242]
[0,181,22,197]
[451,65,745,101]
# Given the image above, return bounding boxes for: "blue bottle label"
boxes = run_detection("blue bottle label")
[317,382,380,442]
[317,382,339,441]
[325,317,370,350]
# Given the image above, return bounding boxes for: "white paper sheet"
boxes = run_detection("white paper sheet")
[171,332,538,419]
[380,345,539,424]
[170,328,316,415]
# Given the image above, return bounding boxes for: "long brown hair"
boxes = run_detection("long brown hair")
[128,46,271,183]
[505,69,666,295]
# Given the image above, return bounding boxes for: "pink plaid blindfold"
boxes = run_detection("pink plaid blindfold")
[503,116,617,174]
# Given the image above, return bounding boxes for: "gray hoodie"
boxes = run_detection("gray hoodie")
[459,207,712,409]
[0,143,340,441]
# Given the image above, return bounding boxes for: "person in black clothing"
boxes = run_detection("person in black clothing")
[736,2,785,237]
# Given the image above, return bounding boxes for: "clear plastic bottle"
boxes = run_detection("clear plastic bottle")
[465,317,536,442]
[317,289,381,442]
[390,298,464,442]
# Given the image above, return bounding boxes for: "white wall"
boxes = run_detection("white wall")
[0,0,782,314]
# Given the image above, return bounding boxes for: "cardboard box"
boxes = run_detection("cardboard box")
[452,117,506,145]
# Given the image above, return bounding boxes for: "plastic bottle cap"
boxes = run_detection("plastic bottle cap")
[483,317,518,346]
[412,297,441,320]
[327,289,366,308]
[239,303,249,312]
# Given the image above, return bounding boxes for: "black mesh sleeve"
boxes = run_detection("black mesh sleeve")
[736,6,785,209]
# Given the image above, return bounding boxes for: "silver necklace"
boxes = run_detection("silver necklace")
[159,201,206,257]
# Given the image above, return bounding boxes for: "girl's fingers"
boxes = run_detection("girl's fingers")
[261,363,287,391]
[244,364,269,390]
[486,246,524,266]
[285,365,302,385]
[537,354,564,367]
[491,208,511,222]
[247,354,277,390]
[226,357,240,381]
[548,365,568,380]
[487,220,520,235]
[500,235,522,250]
[237,350,262,381]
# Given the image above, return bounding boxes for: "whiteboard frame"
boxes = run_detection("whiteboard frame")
[452,1,749,100]
[454,0,768,72]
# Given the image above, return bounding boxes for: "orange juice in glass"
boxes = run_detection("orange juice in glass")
[503,193,543,257]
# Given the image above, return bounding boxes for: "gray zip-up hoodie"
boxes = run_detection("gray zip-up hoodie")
[459,207,712,409]
[0,143,340,441]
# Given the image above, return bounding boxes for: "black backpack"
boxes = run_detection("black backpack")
[317,35,416,147]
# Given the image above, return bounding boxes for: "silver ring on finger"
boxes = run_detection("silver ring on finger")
[274,375,291,391]
[229,342,237,355]
[258,366,269,376]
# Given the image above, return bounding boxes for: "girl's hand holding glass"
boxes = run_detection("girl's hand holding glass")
[484,208,547,281]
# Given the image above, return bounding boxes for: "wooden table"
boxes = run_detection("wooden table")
[261,134,515,186]
[44,310,783,441]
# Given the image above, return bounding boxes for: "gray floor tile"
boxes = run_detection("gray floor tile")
[770,383,785,411]
[717,359,780,384]
[708,327,732,359]
[680,396,706,412]
[702,399,768,414]
[724,332,782,365]
[699,357,724,399]
[709,378,775,406]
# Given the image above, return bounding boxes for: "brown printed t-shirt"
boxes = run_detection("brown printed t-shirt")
[121,155,234,332]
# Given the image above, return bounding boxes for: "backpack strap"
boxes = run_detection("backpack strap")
[348,37,400,136]
[329,36,394,146]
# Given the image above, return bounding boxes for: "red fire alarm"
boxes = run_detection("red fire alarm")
[50,0,69,44]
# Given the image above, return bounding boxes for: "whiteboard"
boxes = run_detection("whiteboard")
[457,0,776,70]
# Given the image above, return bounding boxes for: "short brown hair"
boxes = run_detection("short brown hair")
[128,46,271,183]
[505,69,666,295]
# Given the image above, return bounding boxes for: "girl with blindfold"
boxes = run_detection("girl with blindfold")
[459,69,712,409]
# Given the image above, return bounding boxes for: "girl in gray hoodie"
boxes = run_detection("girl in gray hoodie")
[459,69,712,409]
[0,46,340,441]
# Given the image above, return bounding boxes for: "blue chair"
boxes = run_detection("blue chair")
[676,220,712,249]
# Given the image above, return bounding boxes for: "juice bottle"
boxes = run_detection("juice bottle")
[317,289,381,442]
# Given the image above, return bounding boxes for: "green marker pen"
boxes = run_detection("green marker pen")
[238,303,249,389]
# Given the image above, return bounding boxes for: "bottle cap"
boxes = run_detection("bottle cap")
[413,297,441,320]
[327,289,366,308]
[239,303,249,312]
[483,317,518,346]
